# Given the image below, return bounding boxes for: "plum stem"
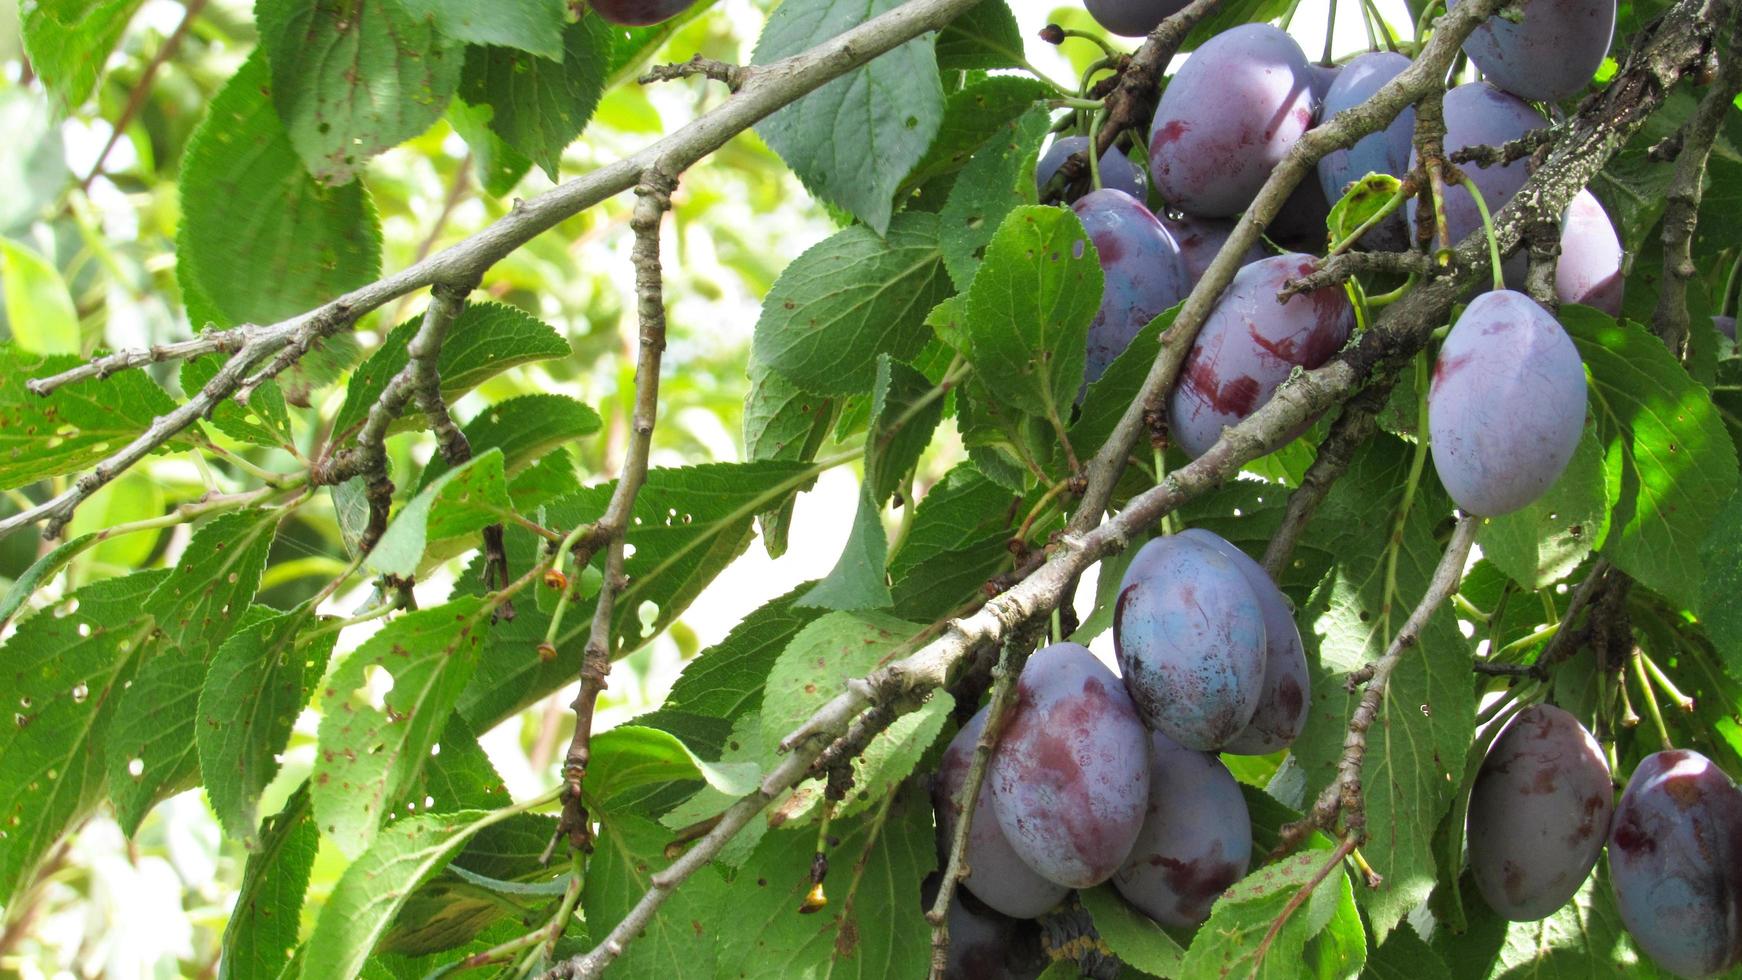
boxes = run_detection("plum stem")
[1362,0,1400,52]
[1637,650,1696,713]
[1631,651,1674,751]
[1459,175,1507,292]
[1322,0,1339,65]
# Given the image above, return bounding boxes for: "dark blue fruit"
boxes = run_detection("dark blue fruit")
[1716,316,1737,341]
[1609,750,1742,978]
[591,0,695,26]
[1113,731,1252,927]
[1085,0,1191,37]
[1554,190,1623,317]
[1114,535,1266,750]
[1409,83,1548,256]
[987,643,1151,888]
[1035,136,1148,203]
[943,896,1046,980]
[1453,0,1616,102]
[1466,705,1612,920]
[1168,253,1355,458]
[1176,528,1310,754]
[934,707,1070,919]
[1073,189,1191,383]
[1159,214,1268,289]
[1427,290,1587,516]
[1148,24,1315,217]
[1316,51,1414,251]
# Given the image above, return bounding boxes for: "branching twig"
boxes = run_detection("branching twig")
[1278,251,1434,300]
[1447,125,1560,168]
[27,325,250,394]
[556,170,679,853]
[1261,378,1397,576]
[1276,515,1480,856]
[640,54,754,91]
[3,0,985,542]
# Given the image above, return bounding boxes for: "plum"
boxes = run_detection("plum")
[987,643,1151,888]
[1608,749,1742,978]
[1113,535,1267,750]
[1268,179,1333,253]
[1716,315,1737,341]
[1085,0,1191,37]
[590,0,695,26]
[1159,214,1269,288]
[1316,51,1414,251]
[1466,705,1613,920]
[1113,731,1252,927]
[1453,0,1616,102]
[1554,189,1624,316]
[942,896,1048,980]
[1035,136,1148,203]
[1408,83,1549,256]
[1427,289,1587,516]
[1073,189,1192,383]
[934,706,1070,919]
[1176,528,1310,754]
[1168,253,1355,458]
[1148,24,1316,217]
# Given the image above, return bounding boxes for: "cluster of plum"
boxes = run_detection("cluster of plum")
[1041,0,1637,517]
[932,527,1309,974]
[1467,705,1742,977]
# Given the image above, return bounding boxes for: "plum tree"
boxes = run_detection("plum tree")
[1409,83,1549,255]
[1176,528,1310,754]
[1465,705,1612,921]
[1609,750,1742,978]
[1148,24,1316,217]
[1160,214,1269,287]
[1452,0,1617,102]
[1035,136,1148,202]
[1168,253,1356,458]
[1427,290,1588,516]
[1073,189,1192,382]
[934,707,1071,918]
[590,0,697,26]
[987,643,1151,888]
[1112,732,1253,927]
[1554,190,1625,316]
[1085,0,1190,37]
[1114,535,1267,750]
[1317,51,1414,251]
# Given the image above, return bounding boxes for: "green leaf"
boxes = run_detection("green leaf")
[145,508,280,654]
[585,814,729,980]
[458,16,611,178]
[0,237,79,354]
[801,490,893,611]
[417,394,601,490]
[1565,307,1740,608]
[1071,307,1177,458]
[181,354,298,452]
[586,725,760,815]
[1701,490,1742,679]
[750,212,953,397]
[938,106,1049,288]
[963,204,1101,424]
[331,301,570,443]
[397,0,565,60]
[1478,425,1610,589]
[0,570,165,905]
[935,0,1026,71]
[752,0,944,234]
[1289,437,1474,942]
[1436,864,1666,978]
[716,787,935,979]
[1177,852,1353,979]
[199,609,339,845]
[1364,924,1449,980]
[19,0,143,110]
[104,646,207,834]
[0,344,197,491]
[368,450,512,577]
[313,596,493,857]
[745,362,836,559]
[447,99,533,197]
[222,789,318,980]
[0,532,96,630]
[257,0,463,184]
[865,355,945,504]
[656,714,771,866]
[177,52,382,328]
[887,463,1017,621]
[1079,884,1187,977]
[659,586,825,725]
[1327,173,1403,245]
[299,807,510,980]
[903,75,1052,193]
[759,612,951,822]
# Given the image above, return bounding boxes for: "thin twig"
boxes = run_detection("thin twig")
[639,54,753,91]
[556,169,679,852]
[1278,251,1434,300]
[1447,126,1561,168]
[1261,378,1397,576]
[78,0,210,192]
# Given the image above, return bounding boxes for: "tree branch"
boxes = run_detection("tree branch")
[2,0,984,542]
[1261,377,1398,577]
[556,170,679,852]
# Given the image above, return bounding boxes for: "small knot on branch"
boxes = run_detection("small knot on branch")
[639,55,751,92]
